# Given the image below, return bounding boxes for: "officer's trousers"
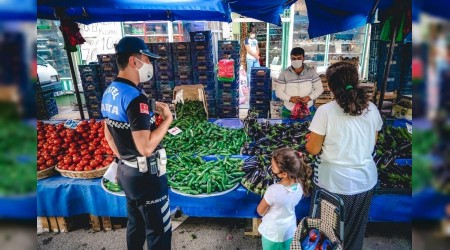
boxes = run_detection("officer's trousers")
[117,161,172,250]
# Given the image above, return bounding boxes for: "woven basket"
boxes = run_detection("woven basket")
[56,164,110,179]
[37,165,57,180]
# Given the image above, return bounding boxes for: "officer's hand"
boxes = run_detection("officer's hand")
[300,96,311,104]
[156,102,173,121]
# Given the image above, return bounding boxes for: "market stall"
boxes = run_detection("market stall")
[37,117,412,223]
[34,1,413,232]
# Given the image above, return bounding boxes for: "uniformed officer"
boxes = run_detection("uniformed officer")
[101,36,173,250]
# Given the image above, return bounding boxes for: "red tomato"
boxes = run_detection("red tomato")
[84,166,93,171]
[39,166,47,171]
[75,166,84,172]
[90,161,98,168]
[80,144,88,150]
[81,159,90,166]
[64,157,72,165]
[72,155,81,163]
[68,165,75,171]
[57,155,64,162]
[46,159,55,167]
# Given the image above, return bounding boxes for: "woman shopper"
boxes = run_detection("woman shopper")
[257,148,312,250]
[306,62,383,250]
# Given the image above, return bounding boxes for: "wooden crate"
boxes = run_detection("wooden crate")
[89,215,127,232]
[38,217,72,233]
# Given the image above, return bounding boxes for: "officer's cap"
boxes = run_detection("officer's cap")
[115,37,160,59]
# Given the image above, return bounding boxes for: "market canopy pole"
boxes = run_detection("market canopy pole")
[377,1,402,111]
[56,9,85,119]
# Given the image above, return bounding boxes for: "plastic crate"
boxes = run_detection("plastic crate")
[44,97,56,106]
[218,105,239,114]
[218,89,239,97]
[172,42,191,52]
[218,40,239,50]
[370,23,382,40]
[155,62,173,72]
[250,88,271,97]
[79,64,100,75]
[376,76,400,92]
[205,88,216,97]
[152,43,172,54]
[175,79,194,86]
[218,51,240,61]
[100,62,117,72]
[250,78,271,89]
[84,91,103,102]
[82,82,101,92]
[193,61,215,71]
[250,97,270,106]
[101,74,117,87]
[189,31,212,42]
[251,107,269,118]
[155,54,173,63]
[88,110,103,119]
[219,97,240,106]
[97,54,116,63]
[174,65,192,73]
[80,73,100,84]
[156,81,175,90]
[218,81,239,90]
[39,82,62,93]
[86,102,102,111]
[251,67,271,78]
[191,42,213,51]
[369,41,381,58]
[155,71,174,81]
[192,52,214,63]
[173,52,192,62]
[194,71,215,81]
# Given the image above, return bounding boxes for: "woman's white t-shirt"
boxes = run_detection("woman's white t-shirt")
[258,183,303,242]
[308,101,383,195]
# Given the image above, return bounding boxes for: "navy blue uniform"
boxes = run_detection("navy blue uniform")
[102,77,171,250]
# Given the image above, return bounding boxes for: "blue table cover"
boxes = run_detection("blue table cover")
[37,175,410,222]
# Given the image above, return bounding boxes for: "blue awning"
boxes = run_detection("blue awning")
[37,0,296,26]
[304,0,395,38]
[37,0,232,24]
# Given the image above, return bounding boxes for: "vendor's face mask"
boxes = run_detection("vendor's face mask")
[250,34,256,39]
[291,60,303,69]
[134,57,153,83]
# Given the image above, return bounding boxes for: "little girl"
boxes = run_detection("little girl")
[257,147,312,250]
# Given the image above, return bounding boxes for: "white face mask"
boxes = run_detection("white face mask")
[291,60,303,69]
[134,57,153,83]
[250,34,256,39]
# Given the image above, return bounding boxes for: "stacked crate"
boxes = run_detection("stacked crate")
[190,31,216,117]
[149,43,174,103]
[249,67,271,118]
[172,42,194,86]
[217,40,240,118]
[36,83,59,119]
[97,54,118,91]
[314,74,333,108]
[79,64,103,119]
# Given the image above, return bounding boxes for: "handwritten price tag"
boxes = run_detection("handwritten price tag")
[406,123,412,134]
[168,127,182,136]
[64,119,80,129]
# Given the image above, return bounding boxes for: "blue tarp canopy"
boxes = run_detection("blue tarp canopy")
[304,0,395,38]
[37,0,295,26]
[37,0,232,24]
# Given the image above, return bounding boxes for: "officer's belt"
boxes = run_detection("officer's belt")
[121,159,139,168]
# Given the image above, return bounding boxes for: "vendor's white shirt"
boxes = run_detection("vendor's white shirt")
[258,183,303,242]
[308,101,383,195]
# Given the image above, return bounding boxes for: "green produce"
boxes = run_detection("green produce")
[163,119,250,156]
[0,120,36,195]
[374,125,412,169]
[175,100,207,121]
[166,156,244,195]
[378,162,412,190]
[103,178,123,193]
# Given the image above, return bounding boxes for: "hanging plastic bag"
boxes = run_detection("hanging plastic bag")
[291,102,310,119]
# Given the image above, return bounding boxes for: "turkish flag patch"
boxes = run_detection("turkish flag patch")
[140,103,149,114]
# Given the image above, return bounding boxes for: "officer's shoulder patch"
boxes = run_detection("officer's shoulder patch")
[140,103,149,114]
